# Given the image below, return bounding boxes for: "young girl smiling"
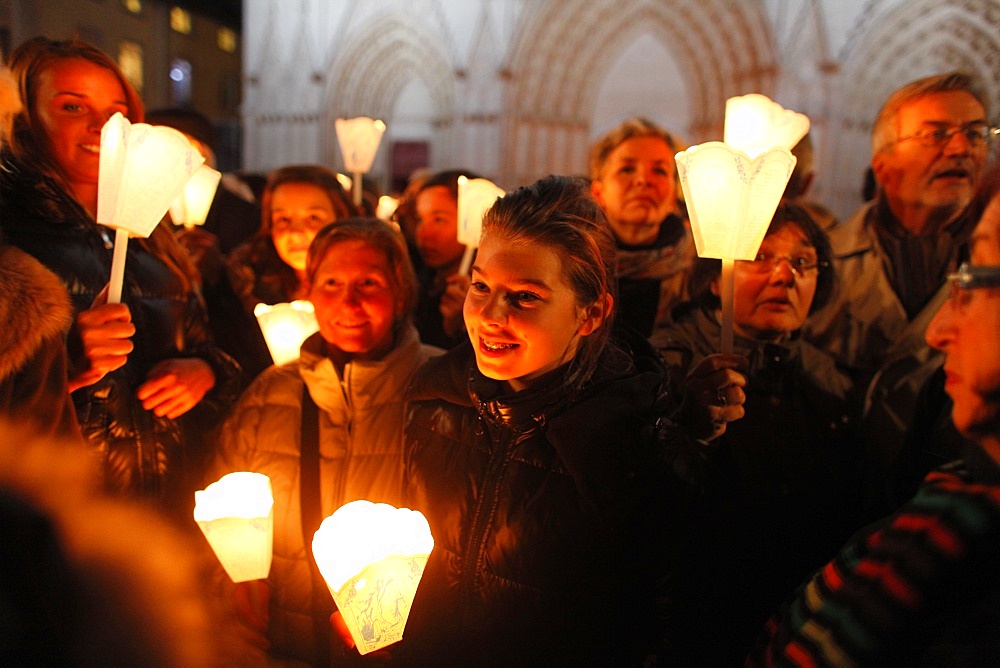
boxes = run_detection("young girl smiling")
[401,175,743,664]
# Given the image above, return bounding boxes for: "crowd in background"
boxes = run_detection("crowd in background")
[2,34,1000,666]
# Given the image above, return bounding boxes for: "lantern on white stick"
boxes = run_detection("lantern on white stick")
[312,500,434,655]
[253,300,319,365]
[98,112,205,303]
[194,472,274,583]
[675,94,808,353]
[169,163,222,229]
[335,117,386,209]
[456,176,505,276]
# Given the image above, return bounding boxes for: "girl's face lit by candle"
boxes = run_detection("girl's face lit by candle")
[414,186,466,270]
[34,58,129,207]
[464,233,604,392]
[270,182,338,272]
[309,239,401,361]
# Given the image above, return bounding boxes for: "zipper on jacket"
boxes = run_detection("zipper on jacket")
[458,423,517,601]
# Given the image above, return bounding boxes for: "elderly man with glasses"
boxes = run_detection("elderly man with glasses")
[805,72,995,516]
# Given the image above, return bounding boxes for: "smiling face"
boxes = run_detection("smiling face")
[873,91,989,232]
[308,239,401,360]
[590,135,677,245]
[34,58,129,209]
[464,233,604,392]
[270,182,338,272]
[723,224,819,342]
[926,194,1000,443]
[414,185,467,270]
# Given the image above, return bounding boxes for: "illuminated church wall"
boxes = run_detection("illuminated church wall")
[243,0,1000,220]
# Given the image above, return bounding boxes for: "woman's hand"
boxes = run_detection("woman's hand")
[440,273,471,338]
[137,357,216,418]
[68,291,135,392]
[677,353,748,442]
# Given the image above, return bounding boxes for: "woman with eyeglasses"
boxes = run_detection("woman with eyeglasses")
[651,200,865,665]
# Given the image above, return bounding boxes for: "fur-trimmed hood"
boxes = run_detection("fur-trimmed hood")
[0,245,73,383]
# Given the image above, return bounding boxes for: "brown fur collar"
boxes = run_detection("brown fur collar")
[0,246,73,382]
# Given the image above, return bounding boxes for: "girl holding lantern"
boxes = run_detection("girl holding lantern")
[0,37,239,514]
[210,217,441,665]
[401,175,746,664]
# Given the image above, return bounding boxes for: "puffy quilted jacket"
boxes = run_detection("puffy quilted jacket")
[0,163,239,508]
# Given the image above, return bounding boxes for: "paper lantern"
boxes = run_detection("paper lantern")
[376,195,399,222]
[335,117,386,208]
[312,500,434,656]
[675,94,808,352]
[98,112,205,303]
[456,176,505,275]
[677,143,797,261]
[169,164,222,228]
[194,472,274,583]
[724,93,810,159]
[254,300,319,365]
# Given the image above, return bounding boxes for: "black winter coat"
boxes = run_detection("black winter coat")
[0,163,239,510]
[401,339,675,665]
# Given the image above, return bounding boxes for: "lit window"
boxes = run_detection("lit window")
[218,27,237,53]
[171,7,192,34]
[118,41,144,94]
[122,0,142,13]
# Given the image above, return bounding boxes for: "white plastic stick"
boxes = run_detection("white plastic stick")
[720,258,734,354]
[458,245,476,277]
[352,171,363,208]
[107,227,130,304]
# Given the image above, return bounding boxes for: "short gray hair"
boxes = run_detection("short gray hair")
[871,72,988,156]
[589,117,678,181]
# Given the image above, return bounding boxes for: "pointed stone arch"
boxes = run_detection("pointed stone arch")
[321,12,457,171]
[500,0,778,185]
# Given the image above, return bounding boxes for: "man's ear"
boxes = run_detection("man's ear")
[578,294,613,336]
[710,276,720,298]
[871,154,888,185]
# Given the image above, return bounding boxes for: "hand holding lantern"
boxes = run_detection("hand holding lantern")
[675,94,808,352]
[312,500,434,656]
[98,112,205,303]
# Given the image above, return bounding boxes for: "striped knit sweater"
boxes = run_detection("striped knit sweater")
[749,446,1000,666]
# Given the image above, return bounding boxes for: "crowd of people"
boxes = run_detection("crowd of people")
[2,34,999,665]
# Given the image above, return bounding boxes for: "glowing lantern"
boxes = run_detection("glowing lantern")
[335,117,386,208]
[376,195,399,222]
[194,472,274,583]
[169,164,222,229]
[312,500,434,655]
[456,176,505,275]
[675,94,808,352]
[98,112,205,303]
[254,300,319,365]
